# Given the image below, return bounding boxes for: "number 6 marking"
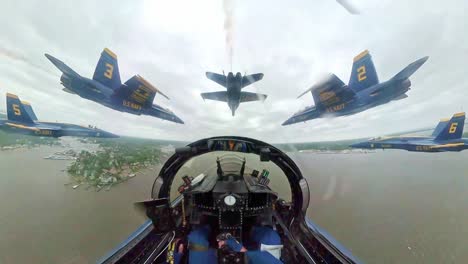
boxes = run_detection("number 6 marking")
[449,123,458,134]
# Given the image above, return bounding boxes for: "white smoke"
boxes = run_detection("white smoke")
[0,46,56,76]
[223,0,234,70]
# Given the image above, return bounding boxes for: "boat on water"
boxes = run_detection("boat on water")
[98,136,361,264]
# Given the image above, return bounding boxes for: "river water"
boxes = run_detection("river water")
[0,146,467,263]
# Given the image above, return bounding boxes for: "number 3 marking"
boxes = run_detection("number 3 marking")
[449,123,458,134]
[12,104,21,115]
[104,63,114,79]
[357,66,367,82]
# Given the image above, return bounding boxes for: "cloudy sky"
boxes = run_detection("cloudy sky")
[0,0,467,143]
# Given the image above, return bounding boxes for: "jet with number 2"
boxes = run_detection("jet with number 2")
[282,50,428,125]
[0,93,118,138]
[45,48,184,124]
[351,112,468,152]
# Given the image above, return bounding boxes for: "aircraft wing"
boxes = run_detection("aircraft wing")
[392,56,429,81]
[201,91,228,102]
[297,74,345,98]
[241,73,264,88]
[239,92,267,102]
[206,72,227,87]
[44,53,80,77]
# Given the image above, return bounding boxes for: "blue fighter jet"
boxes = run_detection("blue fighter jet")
[44,48,184,124]
[282,50,428,125]
[350,112,468,152]
[202,71,267,116]
[0,93,118,138]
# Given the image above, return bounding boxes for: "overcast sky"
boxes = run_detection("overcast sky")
[0,0,467,143]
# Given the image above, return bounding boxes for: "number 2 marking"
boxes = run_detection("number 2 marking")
[104,63,113,79]
[12,104,21,115]
[357,66,367,82]
[449,123,458,134]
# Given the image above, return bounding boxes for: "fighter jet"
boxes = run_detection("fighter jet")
[351,112,468,152]
[282,50,428,125]
[44,48,184,124]
[0,93,118,138]
[201,71,267,116]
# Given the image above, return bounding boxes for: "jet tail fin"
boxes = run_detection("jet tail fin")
[206,72,227,87]
[6,93,35,123]
[434,112,465,140]
[432,118,449,137]
[299,74,355,110]
[93,48,122,90]
[348,50,379,93]
[114,75,167,108]
[20,100,38,121]
[391,56,429,81]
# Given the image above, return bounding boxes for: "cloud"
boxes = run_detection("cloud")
[0,0,467,143]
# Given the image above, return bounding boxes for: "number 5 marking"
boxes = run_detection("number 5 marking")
[449,123,458,134]
[357,66,367,82]
[12,104,21,116]
[104,63,114,79]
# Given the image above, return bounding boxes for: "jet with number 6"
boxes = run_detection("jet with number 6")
[282,50,428,125]
[0,93,118,138]
[45,48,184,124]
[350,112,468,152]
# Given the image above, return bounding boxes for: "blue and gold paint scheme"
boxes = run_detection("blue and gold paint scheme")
[44,48,183,124]
[282,50,428,125]
[201,71,267,116]
[350,113,468,152]
[0,93,118,138]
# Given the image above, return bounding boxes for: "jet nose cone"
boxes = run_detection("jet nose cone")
[98,130,119,138]
[172,115,184,124]
[416,56,429,66]
[282,118,293,126]
[44,53,57,63]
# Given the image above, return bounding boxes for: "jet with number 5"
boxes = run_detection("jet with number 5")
[44,48,184,124]
[0,93,118,138]
[282,50,428,125]
[350,112,468,152]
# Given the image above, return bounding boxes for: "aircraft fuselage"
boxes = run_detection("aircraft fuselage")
[351,137,468,152]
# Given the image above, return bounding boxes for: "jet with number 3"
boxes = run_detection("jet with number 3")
[282,50,428,125]
[45,48,184,124]
[0,93,118,138]
[350,112,468,152]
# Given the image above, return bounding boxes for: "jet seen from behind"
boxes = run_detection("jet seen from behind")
[0,93,118,138]
[202,71,267,116]
[351,112,468,152]
[45,48,184,124]
[282,50,428,125]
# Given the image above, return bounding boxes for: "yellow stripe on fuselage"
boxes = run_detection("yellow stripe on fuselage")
[430,143,465,149]
[6,122,39,131]
[353,50,369,62]
[439,118,449,122]
[453,112,465,117]
[20,100,31,105]
[104,48,117,59]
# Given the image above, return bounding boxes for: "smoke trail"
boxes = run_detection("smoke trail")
[0,46,56,76]
[223,0,234,71]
